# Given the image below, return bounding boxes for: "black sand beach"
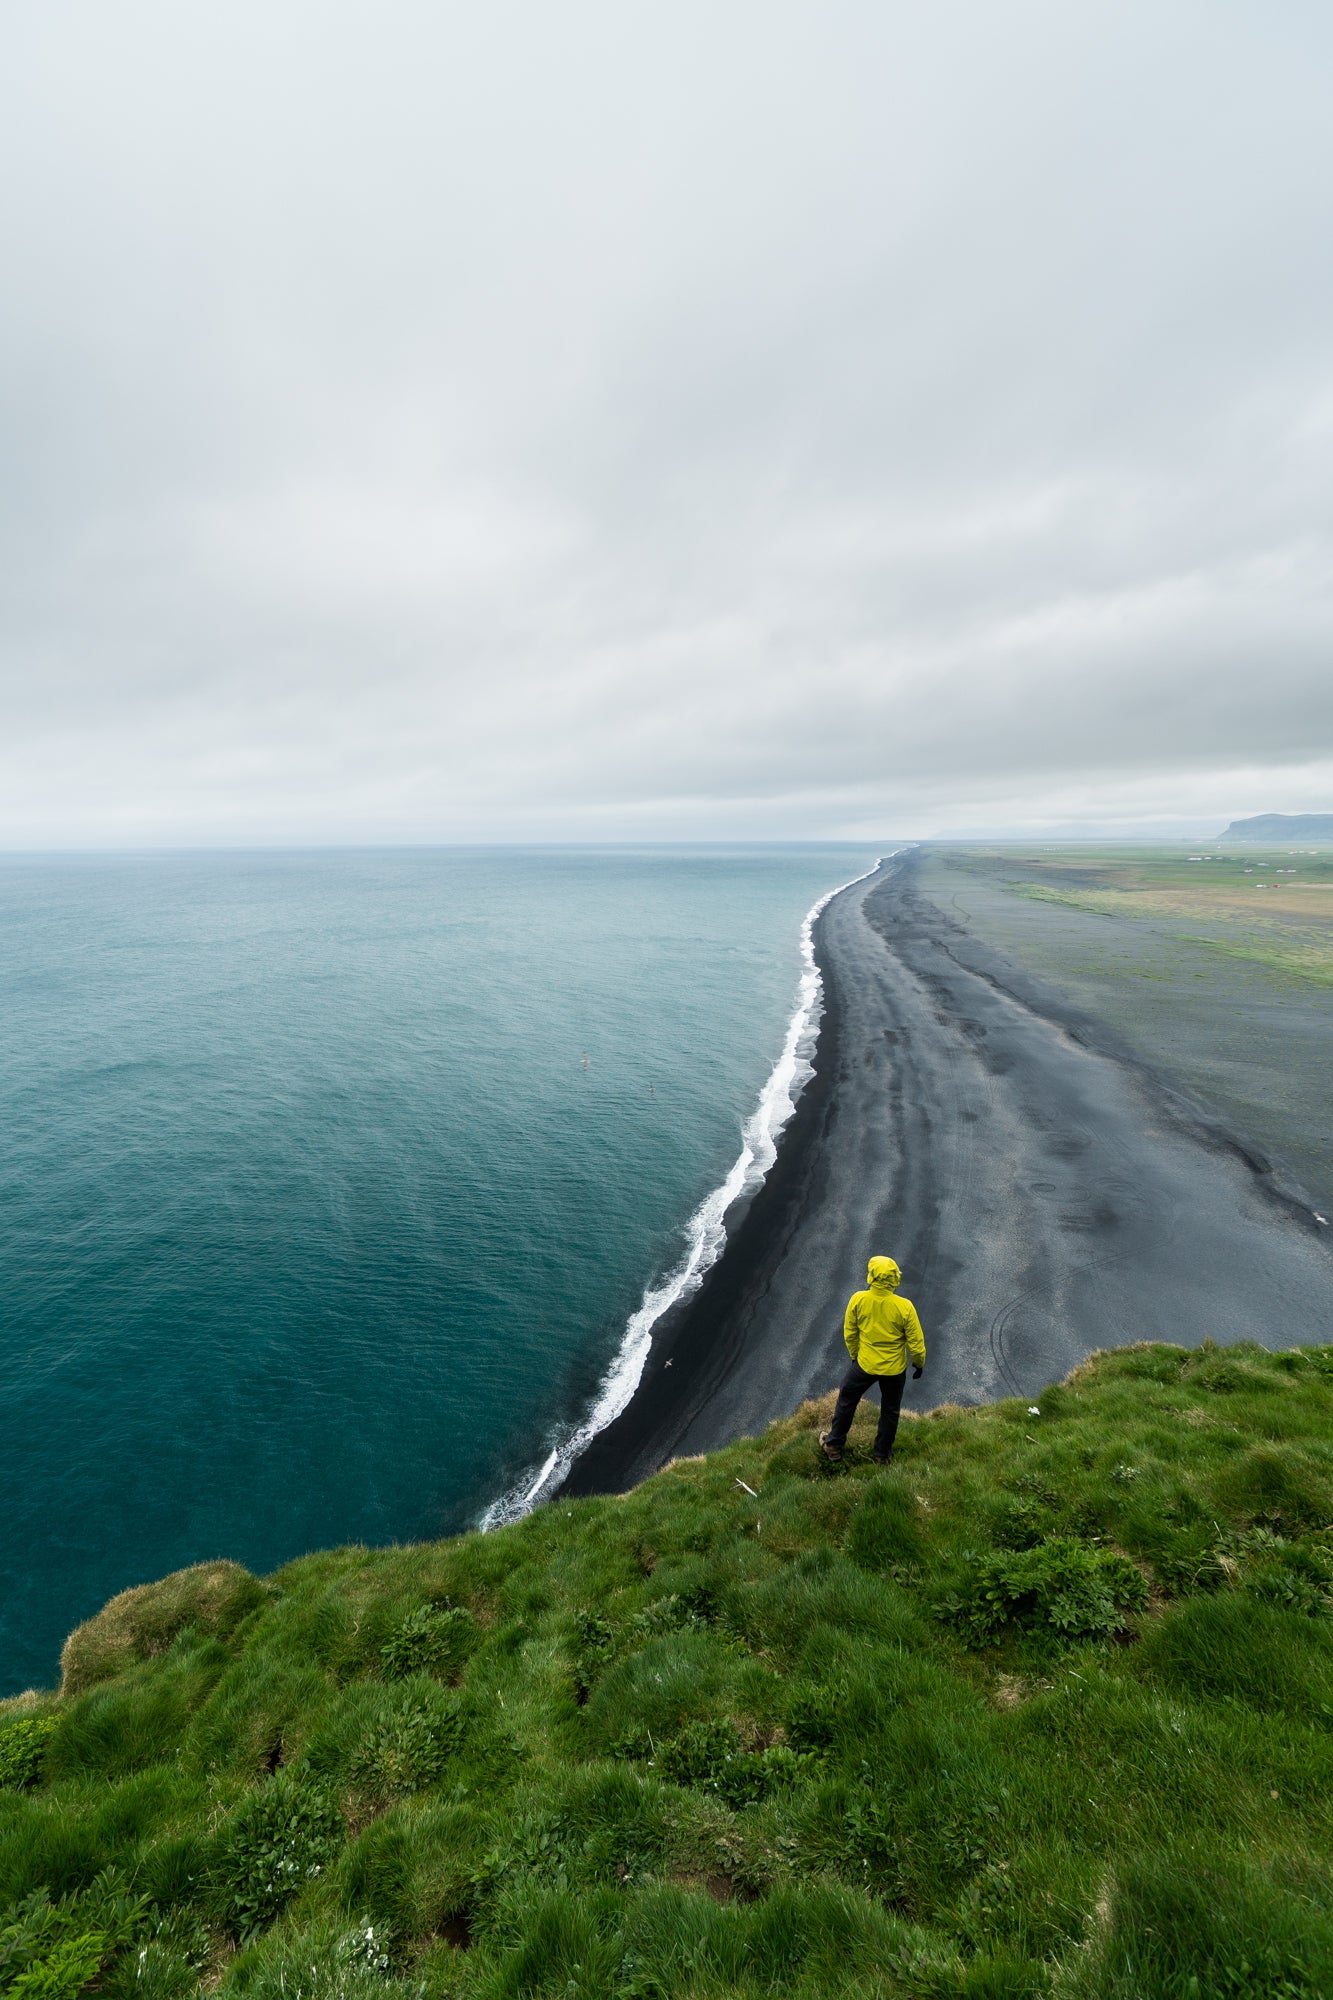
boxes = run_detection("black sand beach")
[564,849,1333,1497]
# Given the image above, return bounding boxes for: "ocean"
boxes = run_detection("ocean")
[0,844,878,1693]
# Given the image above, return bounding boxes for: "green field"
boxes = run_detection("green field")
[932,845,1333,986]
[4,1344,1333,1999]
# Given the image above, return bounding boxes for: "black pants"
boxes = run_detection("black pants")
[826,1362,907,1457]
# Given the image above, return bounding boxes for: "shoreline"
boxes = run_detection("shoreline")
[482,856,885,1526]
[560,866,862,1498]
[564,850,1333,1498]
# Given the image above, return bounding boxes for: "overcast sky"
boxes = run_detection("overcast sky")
[3,2,1331,845]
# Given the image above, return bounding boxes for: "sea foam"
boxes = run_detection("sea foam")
[480,855,885,1528]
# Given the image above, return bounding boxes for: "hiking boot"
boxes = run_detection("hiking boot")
[819,1431,843,1462]
[873,1449,894,1466]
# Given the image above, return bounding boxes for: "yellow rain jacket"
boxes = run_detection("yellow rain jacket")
[843,1257,926,1376]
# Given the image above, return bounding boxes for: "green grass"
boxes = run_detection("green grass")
[938,845,1333,986]
[2,1342,1332,1998]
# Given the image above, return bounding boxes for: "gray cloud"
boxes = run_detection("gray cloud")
[3,1,1332,844]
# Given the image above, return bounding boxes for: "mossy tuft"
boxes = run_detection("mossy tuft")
[59,1561,273,1696]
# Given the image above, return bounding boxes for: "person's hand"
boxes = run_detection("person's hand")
[912,1365,924,1380]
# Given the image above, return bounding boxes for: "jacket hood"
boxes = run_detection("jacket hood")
[867,1256,901,1291]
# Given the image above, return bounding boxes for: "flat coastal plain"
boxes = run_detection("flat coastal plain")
[566,847,1333,1497]
[919,842,1333,1215]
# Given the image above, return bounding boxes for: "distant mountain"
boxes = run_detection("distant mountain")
[1219,813,1333,842]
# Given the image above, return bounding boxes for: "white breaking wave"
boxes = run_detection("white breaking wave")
[479,854,888,1530]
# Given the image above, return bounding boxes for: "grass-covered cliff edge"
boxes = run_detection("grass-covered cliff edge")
[4,1344,1333,2000]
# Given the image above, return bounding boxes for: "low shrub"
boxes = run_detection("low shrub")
[213,1773,344,1937]
[616,1717,818,1810]
[0,1718,57,1792]
[7,1926,106,2000]
[0,1870,149,2000]
[626,1593,712,1645]
[569,1595,713,1701]
[658,1719,762,1806]
[992,1496,1055,1550]
[937,1538,1148,1643]
[379,1607,476,1683]
[1221,1526,1333,1617]
[471,1808,582,1906]
[350,1693,464,1801]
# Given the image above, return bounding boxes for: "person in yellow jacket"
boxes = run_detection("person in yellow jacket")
[820,1255,926,1465]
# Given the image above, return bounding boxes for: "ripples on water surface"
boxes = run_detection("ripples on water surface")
[0,845,876,1690]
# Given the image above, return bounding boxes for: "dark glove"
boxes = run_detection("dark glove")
[912,1365,924,1380]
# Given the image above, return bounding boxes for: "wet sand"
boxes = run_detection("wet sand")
[564,850,1333,1496]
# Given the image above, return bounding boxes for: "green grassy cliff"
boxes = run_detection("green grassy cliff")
[3,1343,1332,2000]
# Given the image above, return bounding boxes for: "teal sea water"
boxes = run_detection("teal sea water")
[0,845,877,1693]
